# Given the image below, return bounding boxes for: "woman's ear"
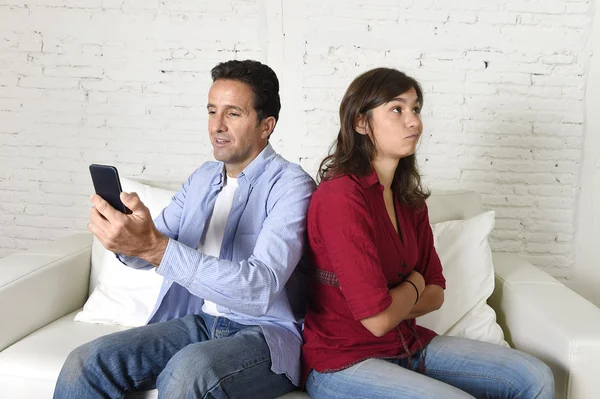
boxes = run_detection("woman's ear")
[355,114,368,135]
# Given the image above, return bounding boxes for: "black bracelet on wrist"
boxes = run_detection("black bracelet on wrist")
[403,279,419,304]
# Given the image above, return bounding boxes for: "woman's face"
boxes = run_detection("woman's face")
[367,87,423,162]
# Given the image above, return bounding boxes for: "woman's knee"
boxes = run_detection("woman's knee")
[516,353,555,398]
[529,359,555,397]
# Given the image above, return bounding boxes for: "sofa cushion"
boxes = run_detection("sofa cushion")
[0,310,130,398]
[0,310,309,398]
[417,211,508,347]
[75,177,174,327]
[74,236,164,327]
[426,190,482,224]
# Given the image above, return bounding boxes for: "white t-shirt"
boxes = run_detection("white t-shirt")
[197,175,238,316]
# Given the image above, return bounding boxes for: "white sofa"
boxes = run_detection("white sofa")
[1,190,599,399]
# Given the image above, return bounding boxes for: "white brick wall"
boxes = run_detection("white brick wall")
[0,0,594,278]
[575,0,600,282]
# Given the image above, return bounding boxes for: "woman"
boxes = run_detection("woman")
[302,68,554,399]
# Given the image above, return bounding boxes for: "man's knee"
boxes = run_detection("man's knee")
[156,346,221,397]
[58,339,105,384]
[157,339,271,398]
[60,332,133,381]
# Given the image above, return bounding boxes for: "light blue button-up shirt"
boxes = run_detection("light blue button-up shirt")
[120,144,316,385]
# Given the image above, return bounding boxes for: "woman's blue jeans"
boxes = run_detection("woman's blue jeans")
[306,335,554,399]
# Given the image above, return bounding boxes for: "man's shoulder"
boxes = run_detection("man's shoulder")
[266,154,316,190]
[195,161,223,174]
[187,161,223,183]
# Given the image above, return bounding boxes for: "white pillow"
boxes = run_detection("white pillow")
[75,178,178,327]
[445,299,507,346]
[417,211,509,347]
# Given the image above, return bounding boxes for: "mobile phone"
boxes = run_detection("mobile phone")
[89,164,132,214]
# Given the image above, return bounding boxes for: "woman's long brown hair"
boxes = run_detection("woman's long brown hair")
[318,67,430,208]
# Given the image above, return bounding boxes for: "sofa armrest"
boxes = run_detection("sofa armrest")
[489,252,600,399]
[0,233,93,351]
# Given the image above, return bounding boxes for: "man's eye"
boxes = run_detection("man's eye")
[229,112,240,117]
[208,110,215,115]
[414,107,421,114]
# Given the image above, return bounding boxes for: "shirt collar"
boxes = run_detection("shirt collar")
[354,168,380,189]
[210,143,276,188]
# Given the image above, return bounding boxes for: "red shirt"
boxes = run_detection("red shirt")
[301,171,446,383]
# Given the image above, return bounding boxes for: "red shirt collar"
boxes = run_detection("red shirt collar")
[353,168,380,189]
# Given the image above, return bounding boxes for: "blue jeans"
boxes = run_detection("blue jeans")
[54,313,296,399]
[306,336,554,399]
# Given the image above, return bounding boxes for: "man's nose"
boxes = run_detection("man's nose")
[209,114,227,134]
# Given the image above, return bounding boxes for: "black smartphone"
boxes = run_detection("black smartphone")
[89,164,132,214]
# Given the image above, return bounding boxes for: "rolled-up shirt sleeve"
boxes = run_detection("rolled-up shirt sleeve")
[116,173,192,270]
[310,189,392,321]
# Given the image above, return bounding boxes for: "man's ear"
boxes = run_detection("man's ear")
[355,114,368,135]
[260,116,277,140]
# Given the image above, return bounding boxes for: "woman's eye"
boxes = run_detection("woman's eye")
[414,107,421,114]
[392,107,401,113]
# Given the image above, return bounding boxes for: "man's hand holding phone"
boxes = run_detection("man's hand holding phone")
[88,192,168,267]
[88,164,168,267]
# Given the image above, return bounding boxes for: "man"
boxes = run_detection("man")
[54,60,316,398]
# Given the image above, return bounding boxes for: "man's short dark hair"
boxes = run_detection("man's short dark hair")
[211,60,281,123]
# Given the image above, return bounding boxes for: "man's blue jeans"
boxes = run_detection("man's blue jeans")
[306,335,555,399]
[53,313,296,399]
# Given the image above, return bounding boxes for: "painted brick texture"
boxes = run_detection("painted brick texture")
[0,0,594,277]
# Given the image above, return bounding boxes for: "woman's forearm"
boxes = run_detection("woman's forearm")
[407,285,444,319]
[360,280,420,337]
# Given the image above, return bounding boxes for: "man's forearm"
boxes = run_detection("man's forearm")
[139,233,169,267]
[407,285,444,319]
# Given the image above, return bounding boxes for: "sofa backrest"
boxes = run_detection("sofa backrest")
[426,190,483,224]
[131,178,182,192]
[131,178,483,225]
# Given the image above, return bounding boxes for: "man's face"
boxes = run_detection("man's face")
[207,79,272,176]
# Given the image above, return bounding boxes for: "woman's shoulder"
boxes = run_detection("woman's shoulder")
[313,174,366,199]
[310,174,372,217]
[397,198,430,226]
